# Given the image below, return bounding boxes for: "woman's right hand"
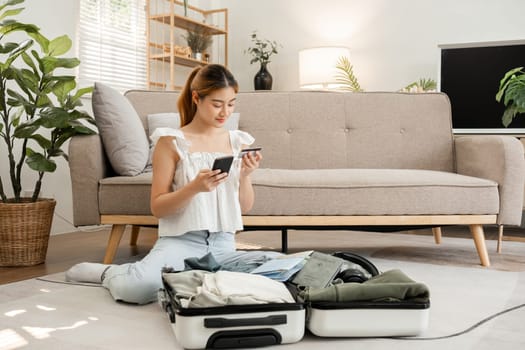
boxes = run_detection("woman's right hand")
[191,169,229,192]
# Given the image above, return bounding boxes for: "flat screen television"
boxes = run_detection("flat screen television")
[439,40,525,134]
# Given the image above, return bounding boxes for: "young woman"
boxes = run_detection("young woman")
[66,64,280,304]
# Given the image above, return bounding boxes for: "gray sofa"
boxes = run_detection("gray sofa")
[69,90,525,267]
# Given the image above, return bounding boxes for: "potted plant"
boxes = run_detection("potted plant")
[496,67,525,127]
[183,28,212,61]
[245,31,281,90]
[0,0,96,266]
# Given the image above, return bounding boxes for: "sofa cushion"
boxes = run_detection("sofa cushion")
[92,82,150,176]
[248,169,499,216]
[97,169,499,217]
[99,173,152,215]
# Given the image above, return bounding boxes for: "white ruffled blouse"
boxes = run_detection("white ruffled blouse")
[150,128,254,237]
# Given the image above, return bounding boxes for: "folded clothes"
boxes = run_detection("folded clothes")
[163,270,295,308]
[301,269,429,303]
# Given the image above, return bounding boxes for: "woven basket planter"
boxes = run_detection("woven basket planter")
[0,198,56,266]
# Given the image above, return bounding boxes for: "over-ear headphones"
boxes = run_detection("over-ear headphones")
[333,252,380,284]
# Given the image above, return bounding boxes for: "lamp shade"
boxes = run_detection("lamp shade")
[299,47,350,89]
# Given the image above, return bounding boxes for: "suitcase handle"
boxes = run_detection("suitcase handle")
[204,314,287,328]
[207,329,282,348]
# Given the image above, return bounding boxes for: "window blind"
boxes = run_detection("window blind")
[78,0,147,92]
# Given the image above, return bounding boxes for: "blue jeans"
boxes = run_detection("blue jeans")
[102,230,281,304]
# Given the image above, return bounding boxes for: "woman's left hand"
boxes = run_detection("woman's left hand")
[240,150,262,178]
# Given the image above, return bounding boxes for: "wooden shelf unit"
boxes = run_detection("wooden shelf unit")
[146,0,228,90]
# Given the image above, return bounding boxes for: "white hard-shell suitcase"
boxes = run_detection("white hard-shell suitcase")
[158,272,305,349]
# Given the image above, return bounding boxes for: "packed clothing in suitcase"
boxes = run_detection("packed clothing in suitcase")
[158,251,430,349]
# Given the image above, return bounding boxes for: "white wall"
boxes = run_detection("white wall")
[219,0,525,92]
[2,0,524,235]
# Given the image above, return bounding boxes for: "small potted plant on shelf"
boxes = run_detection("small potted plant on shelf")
[496,67,525,127]
[0,0,96,266]
[183,28,212,61]
[245,31,281,90]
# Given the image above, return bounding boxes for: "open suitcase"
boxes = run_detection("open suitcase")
[158,270,305,349]
[158,252,430,348]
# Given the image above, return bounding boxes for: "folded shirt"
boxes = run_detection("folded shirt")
[301,269,430,303]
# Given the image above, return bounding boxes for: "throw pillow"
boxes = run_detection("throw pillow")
[92,82,149,176]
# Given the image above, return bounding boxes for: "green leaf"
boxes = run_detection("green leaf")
[0,21,38,36]
[0,7,23,20]
[0,0,24,13]
[53,128,77,149]
[502,106,518,127]
[496,67,523,102]
[16,68,38,92]
[40,56,80,74]
[13,122,39,138]
[27,31,49,53]
[26,152,56,172]
[29,134,51,149]
[1,38,32,70]
[6,88,28,107]
[47,35,72,57]
[335,56,363,92]
[21,51,37,73]
[11,106,23,127]
[38,107,70,128]
[72,86,93,101]
[0,41,18,53]
[52,79,76,103]
[69,119,97,134]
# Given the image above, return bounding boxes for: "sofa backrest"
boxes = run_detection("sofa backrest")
[236,92,454,172]
[125,90,455,172]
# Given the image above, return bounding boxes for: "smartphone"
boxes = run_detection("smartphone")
[239,147,262,158]
[212,155,234,174]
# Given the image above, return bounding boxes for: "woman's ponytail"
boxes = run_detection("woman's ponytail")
[177,66,201,126]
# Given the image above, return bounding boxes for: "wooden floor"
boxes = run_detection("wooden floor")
[0,226,158,285]
[1,225,524,285]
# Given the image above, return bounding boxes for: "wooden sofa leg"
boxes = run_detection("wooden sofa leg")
[497,224,504,254]
[469,224,490,267]
[130,225,140,246]
[432,227,442,244]
[103,224,127,264]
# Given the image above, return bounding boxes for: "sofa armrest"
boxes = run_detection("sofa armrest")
[69,134,109,226]
[455,135,525,225]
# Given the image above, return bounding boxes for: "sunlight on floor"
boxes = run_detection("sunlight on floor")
[1,301,99,349]
[36,305,55,311]
[0,328,28,349]
[3,310,25,317]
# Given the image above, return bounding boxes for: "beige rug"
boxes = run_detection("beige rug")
[1,231,525,349]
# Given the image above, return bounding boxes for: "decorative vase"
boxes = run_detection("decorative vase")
[0,198,56,266]
[254,62,273,90]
